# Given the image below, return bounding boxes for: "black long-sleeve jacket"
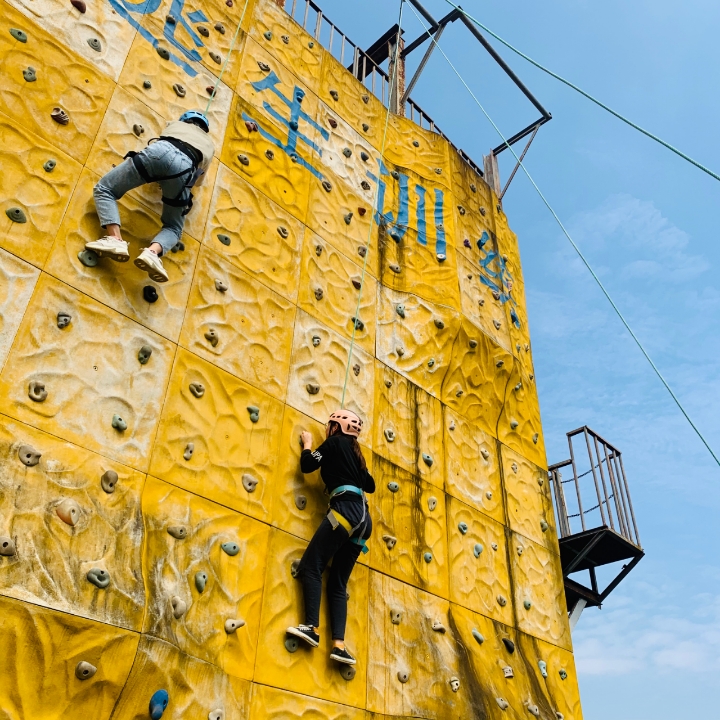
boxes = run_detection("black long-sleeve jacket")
[300,434,375,500]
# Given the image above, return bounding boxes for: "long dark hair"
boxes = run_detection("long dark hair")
[328,421,367,471]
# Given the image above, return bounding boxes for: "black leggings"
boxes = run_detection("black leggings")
[298,500,372,641]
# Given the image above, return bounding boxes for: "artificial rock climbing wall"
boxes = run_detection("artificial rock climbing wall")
[0,0,583,717]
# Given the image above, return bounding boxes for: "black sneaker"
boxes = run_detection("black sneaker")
[330,647,356,665]
[286,625,320,648]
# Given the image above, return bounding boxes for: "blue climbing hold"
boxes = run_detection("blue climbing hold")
[387,482,399,493]
[472,628,484,645]
[195,571,208,592]
[221,542,239,556]
[458,522,468,535]
[149,689,169,719]
[473,543,483,558]
[423,552,432,563]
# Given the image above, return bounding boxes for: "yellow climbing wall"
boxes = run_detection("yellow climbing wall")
[0,0,583,717]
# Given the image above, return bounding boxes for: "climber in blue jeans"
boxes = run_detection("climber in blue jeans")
[86,111,215,283]
[287,409,375,666]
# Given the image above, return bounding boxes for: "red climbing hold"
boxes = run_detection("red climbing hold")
[358,208,366,216]
[206,85,216,96]
[226,0,233,5]
[328,117,338,129]
[71,0,86,12]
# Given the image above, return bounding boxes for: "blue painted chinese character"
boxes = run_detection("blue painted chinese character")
[476,233,521,328]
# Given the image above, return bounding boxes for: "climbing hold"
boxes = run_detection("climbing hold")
[397,670,409,683]
[351,277,362,290]
[496,360,504,368]
[143,80,152,89]
[344,212,353,225]
[111,414,127,432]
[463,239,471,248]
[492,290,501,301]
[533,433,539,444]
[427,358,435,368]
[456,389,464,397]
[204,329,219,347]
[329,89,339,100]
[342,147,352,158]
[511,462,518,473]
[510,420,519,430]
[502,665,514,678]
[242,474,258,493]
[382,535,396,550]
[243,120,257,132]
[167,526,187,539]
[389,263,400,274]
[339,664,356,681]
[472,628,484,644]
[538,660,547,677]
[218,541,240,558]
[172,83,186,98]
[237,154,249,166]
[143,286,158,303]
[480,449,490,461]
[311,335,320,347]
[502,638,515,654]
[517,545,523,556]
[450,677,460,693]
[423,552,433,563]
[491,543,498,551]
[135,345,153,366]
[395,304,405,318]
[263,29,272,40]
[132,124,144,137]
[432,620,446,633]
[360,180,371,191]
[478,299,485,306]
[322,179,332,193]
[457,206,466,216]
[327,117,337,129]
[387,481,399,493]
[189,382,205,398]
[10,28,28,42]
[493,319,502,330]
[224,618,245,634]
[486,491,493,500]
[497,595,507,607]
[197,25,209,37]
[422,453,434,467]
[314,244,324,257]
[71,0,86,10]
[208,711,224,720]
[469,339,478,349]
[87,37,101,52]
[149,689,169,720]
[0,533,16,558]
[390,608,403,624]
[559,669,568,680]
[17,444,41,467]
[43,159,57,173]
[538,475,545,487]
[280,33,290,44]
[352,364,360,377]
[361,94,370,104]
[540,520,549,532]
[308,40,314,47]
[496,698,509,710]
[284,636,299,653]
[412,140,420,148]
[276,225,289,240]
[514,382,522,392]
[217,233,231,247]
[314,288,324,301]
[166,14,177,23]
[6,207,27,224]
[75,661,96,680]
[28,380,47,403]
[384,380,392,388]
[305,383,320,395]
[215,22,225,33]
[56,499,80,526]
[213,279,228,294]
[194,571,208,593]
[556,714,565,720]
[76,248,98,267]
[209,51,221,64]
[295,495,307,510]
[22,66,36,82]
[101,470,118,494]
[87,568,110,589]
[183,443,193,461]
[434,168,442,174]
[427,497,437,512]
[156,45,171,60]
[352,317,364,331]
[290,559,301,578]
[527,704,540,717]
[433,319,445,331]
[357,246,366,257]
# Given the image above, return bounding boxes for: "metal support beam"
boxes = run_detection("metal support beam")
[405,0,438,32]
[568,599,587,631]
[498,123,539,200]
[399,23,445,107]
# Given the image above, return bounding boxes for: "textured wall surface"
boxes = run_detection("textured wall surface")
[0,0,582,716]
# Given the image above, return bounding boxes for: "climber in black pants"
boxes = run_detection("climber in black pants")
[286,409,375,666]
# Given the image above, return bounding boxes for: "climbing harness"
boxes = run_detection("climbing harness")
[341,0,406,408]
[407,2,720,468]
[329,485,364,500]
[442,0,720,184]
[327,486,369,550]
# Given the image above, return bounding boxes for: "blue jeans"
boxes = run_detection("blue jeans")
[93,141,193,255]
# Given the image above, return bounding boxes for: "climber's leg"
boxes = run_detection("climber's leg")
[326,540,362,664]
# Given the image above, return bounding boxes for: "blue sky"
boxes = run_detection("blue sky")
[307,0,720,716]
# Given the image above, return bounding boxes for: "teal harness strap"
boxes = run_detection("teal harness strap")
[329,485,363,499]
[351,537,369,554]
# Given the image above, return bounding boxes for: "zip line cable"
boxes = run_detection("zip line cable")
[340,0,407,408]
[441,0,720,183]
[204,0,252,114]
[407,2,720,468]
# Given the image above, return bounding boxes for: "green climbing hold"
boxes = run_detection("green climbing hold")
[101,470,118,494]
[342,147,352,158]
[285,636,299,653]
[86,567,110,589]
[422,453,433,467]
[343,212,353,225]
[387,481,399,493]
[458,522,468,535]
[75,661,96,680]
[221,541,239,556]
[167,526,187,539]
[143,80,152,89]
[10,28,27,43]
[473,543,483,557]
[264,30,272,40]
[247,405,259,423]
[77,249,98,267]
[195,571,208,592]
[217,233,231,246]
[111,414,127,431]
[524,599,532,610]
[423,552,433,563]
[396,304,405,318]
[87,37,101,52]
[22,66,36,82]
[43,159,56,172]
[559,669,568,680]
[472,628,484,644]
[137,345,152,364]
[156,46,170,60]
[5,207,27,224]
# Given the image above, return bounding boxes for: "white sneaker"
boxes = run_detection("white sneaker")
[85,236,130,262]
[134,248,169,283]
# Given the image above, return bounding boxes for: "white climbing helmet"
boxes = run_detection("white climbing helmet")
[328,409,363,437]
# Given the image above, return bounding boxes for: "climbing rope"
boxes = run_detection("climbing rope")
[340,0,407,408]
[203,0,253,115]
[407,2,720,468]
[441,0,720,184]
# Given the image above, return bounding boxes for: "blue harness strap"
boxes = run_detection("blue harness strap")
[351,537,369,554]
[328,484,363,499]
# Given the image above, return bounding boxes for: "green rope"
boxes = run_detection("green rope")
[407,2,720,468]
[203,0,252,115]
[442,0,720,183]
[340,0,407,408]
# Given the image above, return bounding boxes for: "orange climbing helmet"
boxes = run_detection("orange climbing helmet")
[328,409,363,437]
